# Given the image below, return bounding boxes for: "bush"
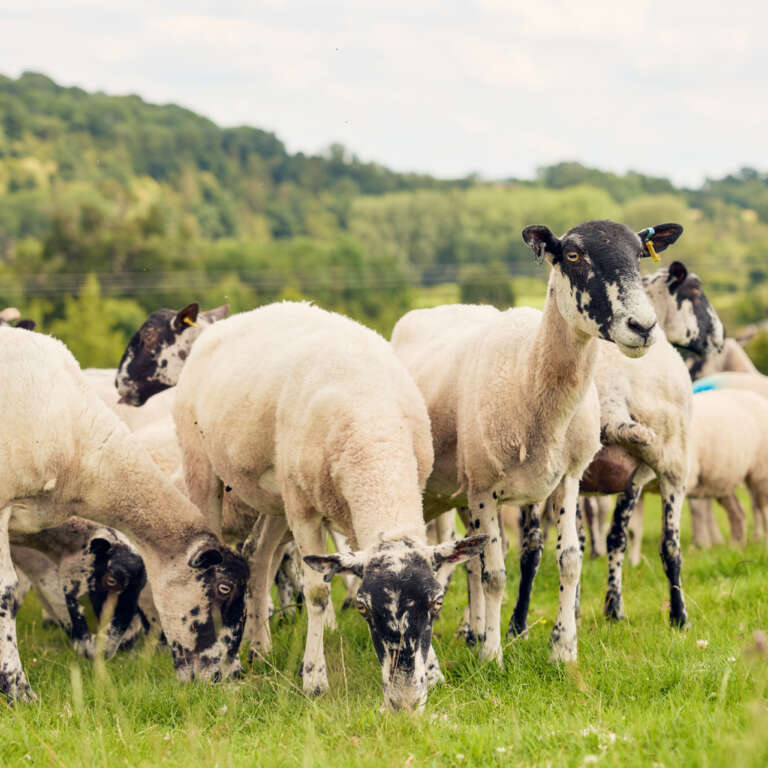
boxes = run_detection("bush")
[459,263,515,309]
[745,330,768,374]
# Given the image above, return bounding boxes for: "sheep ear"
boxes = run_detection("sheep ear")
[201,304,230,324]
[522,225,561,264]
[303,552,365,582]
[89,538,112,556]
[173,303,200,332]
[666,261,688,292]
[638,223,683,255]
[431,534,489,570]
[189,547,224,570]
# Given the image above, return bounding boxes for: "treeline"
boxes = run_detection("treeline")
[1,71,767,368]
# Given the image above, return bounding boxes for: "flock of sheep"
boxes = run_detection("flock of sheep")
[1,218,765,713]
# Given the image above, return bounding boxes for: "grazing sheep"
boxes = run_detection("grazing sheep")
[391,220,680,663]
[115,301,488,711]
[0,327,247,702]
[575,260,723,624]
[11,518,146,657]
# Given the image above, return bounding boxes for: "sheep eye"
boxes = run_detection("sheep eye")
[565,252,580,262]
[357,602,368,617]
[430,596,444,616]
[104,575,118,588]
[217,583,232,597]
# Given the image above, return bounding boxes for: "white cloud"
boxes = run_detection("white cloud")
[0,0,764,185]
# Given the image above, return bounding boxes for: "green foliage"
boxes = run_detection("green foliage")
[459,262,515,308]
[48,273,148,367]
[1,70,768,353]
[745,330,768,374]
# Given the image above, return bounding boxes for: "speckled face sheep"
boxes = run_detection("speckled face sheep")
[11,520,147,658]
[643,261,724,357]
[114,300,488,711]
[391,220,683,666]
[115,303,229,406]
[0,327,247,702]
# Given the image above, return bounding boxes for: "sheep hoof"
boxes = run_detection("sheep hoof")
[549,642,577,664]
[618,422,656,446]
[603,592,625,621]
[479,645,503,666]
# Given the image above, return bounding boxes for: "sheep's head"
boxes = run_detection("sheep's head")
[85,532,147,654]
[304,534,488,712]
[116,303,229,406]
[643,261,724,357]
[58,528,147,659]
[523,220,684,358]
[148,537,248,683]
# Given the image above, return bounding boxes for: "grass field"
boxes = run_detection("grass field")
[3,496,767,768]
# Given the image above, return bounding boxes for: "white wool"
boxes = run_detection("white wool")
[0,327,236,697]
[82,368,176,431]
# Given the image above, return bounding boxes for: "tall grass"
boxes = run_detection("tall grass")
[3,496,766,767]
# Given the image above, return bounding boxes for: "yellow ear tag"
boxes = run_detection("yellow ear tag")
[645,240,660,262]
[183,317,199,328]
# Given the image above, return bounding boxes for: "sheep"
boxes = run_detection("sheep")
[115,300,488,711]
[11,518,147,657]
[0,326,248,702]
[572,260,723,623]
[0,308,35,331]
[391,219,681,664]
[82,368,176,432]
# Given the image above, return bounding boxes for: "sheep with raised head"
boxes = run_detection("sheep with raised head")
[0,326,247,702]
[115,300,487,711]
[391,220,682,664]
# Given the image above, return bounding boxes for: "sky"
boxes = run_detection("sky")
[0,0,765,186]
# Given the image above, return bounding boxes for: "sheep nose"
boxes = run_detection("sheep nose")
[626,318,656,341]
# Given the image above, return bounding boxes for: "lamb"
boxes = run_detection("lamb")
[391,219,680,664]
[11,518,147,657]
[0,326,247,702]
[115,300,487,711]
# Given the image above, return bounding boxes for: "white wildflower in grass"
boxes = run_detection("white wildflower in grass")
[697,639,709,649]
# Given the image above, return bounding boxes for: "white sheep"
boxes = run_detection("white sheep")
[392,220,681,663]
[115,300,487,711]
[0,326,248,702]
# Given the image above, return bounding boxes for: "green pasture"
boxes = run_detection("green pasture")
[2,495,767,768]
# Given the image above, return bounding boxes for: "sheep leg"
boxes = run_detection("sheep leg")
[431,510,459,590]
[574,500,585,622]
[658,476,688,628]
[273,541,302,619]
[288,509,333,696]
[604,464,655,621]
[546,476,582,663]
[507,503,543,638]
[458,505,485,646]
[689,498,713,548]
[582,497,601,558]
[468,490,505,665]
[717,494,746,548]
[241,513,291,659]
[749,487,765,542]
[0,507,35,703]
[627,495,644,567]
